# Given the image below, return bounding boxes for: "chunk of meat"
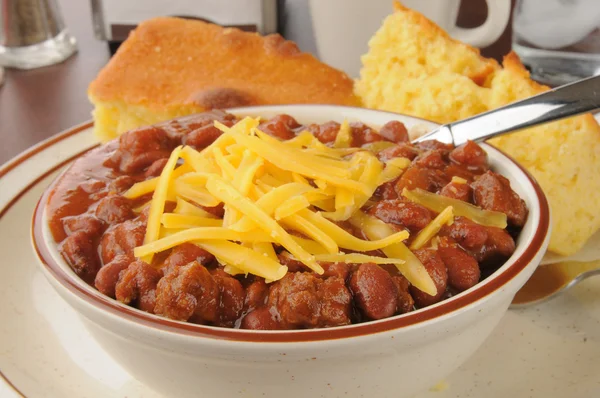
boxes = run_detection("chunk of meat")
[444,164,477,182]
[391,275,415,314]
[350,122,383,146]
[471,171,528,227]
[379,120,409,143]
[368,199,432,232]
[211,269,245,328]
[395,166,449,193]
[267,272,351,328]
[439,181,473,202]
[62,214,106,237]
[438,245,480,291]
[307,121,340,144]
[184,125,223,149]
[154,261,218,322]
[258,114,300,140]
[318,276,353,326]
[321,262,351,280]
[240,307,282,330]
[349,263,398,320]
[95,254,133,298]
[115,260,162,313]
[162,243,215,275]
[449,141,488,170]
[95,195,134,225]
[144,158,168,177]
[410,249,448,307]
[59,230,100,284]
[377,143,419,162]
[440,216,488,252]
[414,150,447,169]
[112,126,177,173]
[99,218,146,264]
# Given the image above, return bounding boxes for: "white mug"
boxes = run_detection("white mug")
[309,0,511,77]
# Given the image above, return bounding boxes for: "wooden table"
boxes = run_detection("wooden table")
[0,0,515,165]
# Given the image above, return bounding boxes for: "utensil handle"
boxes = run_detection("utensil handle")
[449,74,600,146]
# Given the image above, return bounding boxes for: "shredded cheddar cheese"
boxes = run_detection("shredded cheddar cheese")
[403,188,507,228]
[410,206,454,250]
[126,116,437,287]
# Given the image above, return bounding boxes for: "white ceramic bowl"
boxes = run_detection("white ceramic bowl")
[32,105,551,398]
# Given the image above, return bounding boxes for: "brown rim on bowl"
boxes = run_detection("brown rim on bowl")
[30,118,550,343]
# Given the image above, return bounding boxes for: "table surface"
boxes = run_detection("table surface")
[0,0,514,165]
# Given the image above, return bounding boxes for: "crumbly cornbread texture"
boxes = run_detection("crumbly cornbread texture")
[355,2,600,255]
[88,17,359,142]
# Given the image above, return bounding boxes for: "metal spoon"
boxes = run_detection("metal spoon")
[511,261,600,308]
[413,74,600,145]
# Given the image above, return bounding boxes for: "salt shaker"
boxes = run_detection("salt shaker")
[0,0,78,69]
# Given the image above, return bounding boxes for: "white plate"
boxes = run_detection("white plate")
[1,122,599,398]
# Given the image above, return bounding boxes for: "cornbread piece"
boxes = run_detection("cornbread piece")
[88,17,358,142]
[355,2,600,255]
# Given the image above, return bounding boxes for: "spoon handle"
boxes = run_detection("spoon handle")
[448,74,600,146]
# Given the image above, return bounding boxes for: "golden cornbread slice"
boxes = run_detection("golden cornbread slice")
[88,17,359,142]
[355,1,600,256]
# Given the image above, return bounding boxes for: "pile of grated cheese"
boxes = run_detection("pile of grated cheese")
[123,117,507,296]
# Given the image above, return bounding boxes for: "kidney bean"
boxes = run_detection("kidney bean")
[59,230,100,284]
[415,140,453,153]
[391,275,415,314]
[374,179,399,200]
[155,261,219,322]
[449,140,488,168]
[308,121,340,144]
[95,195,134,225]
[440,216,488,252]
[163,243,215,275]
[395,166,449,194]
[444,164,477,182]
[379,120,409,143]
[114,126,178,173]
[410,249,448,307]
[377,143,419,162]
[241,307,282,330]
[94,254,133,298]
[368,199,432,232]
[439,181,473,203]
[184,125,223,149]
[258,118,296,140]
[115,260,162,313]
[244,279,269,310]
[62,214,106,237]
[472,171,528,227]
[200,203,225,218]
[414,150,447,169]
[144,158,169,177]
[477,226,516,264]
[278,251,311,273]
[108,175,137,194]
[350,122,383,146]
[211,269,246,328]
[349,263,398,320]
[438,246,480,291]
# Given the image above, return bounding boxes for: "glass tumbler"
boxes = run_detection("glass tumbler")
[512,0,600,86]
[0,0,78,69]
